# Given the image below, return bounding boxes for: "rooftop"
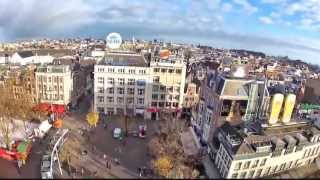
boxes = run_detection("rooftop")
[99,52,147,67]
[218,121,320,158]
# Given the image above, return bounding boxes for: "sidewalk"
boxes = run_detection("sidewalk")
[201,154,221,179]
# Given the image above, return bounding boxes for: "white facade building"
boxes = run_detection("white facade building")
[93,51,186,119]
[35,65,73,105]
[214,122,320,179]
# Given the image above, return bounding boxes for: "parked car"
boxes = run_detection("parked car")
[113,128,122,139]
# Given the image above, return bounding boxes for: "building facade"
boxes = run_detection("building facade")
[214,122,320,179]
[35,65,73,105]
[93,50,186,119]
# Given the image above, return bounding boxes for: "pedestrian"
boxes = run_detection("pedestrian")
[122,139,126,146]
[103,154,107,160]
[138,167,142,177]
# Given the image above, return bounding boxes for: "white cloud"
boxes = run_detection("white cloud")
[259,16,274,24]
[232,0,258,14]
[222,3,233,12]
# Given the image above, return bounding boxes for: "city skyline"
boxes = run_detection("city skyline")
[0,0,319,64]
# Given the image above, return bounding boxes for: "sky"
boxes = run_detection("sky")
[0,0,319,64]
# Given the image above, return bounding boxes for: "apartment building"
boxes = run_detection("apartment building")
[214,122,320,179]
[35,65,73,105]
[93,50,186,120]
[2,65,37,104]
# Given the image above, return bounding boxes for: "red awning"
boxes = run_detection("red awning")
[33,103,65,114]
[147,108,160,113]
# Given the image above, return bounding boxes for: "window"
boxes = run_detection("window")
[98,96,104,103]
[127,88,134,95]
[260,159,267,166]
[255,169,262,177]
[137,98,144,105]
[98,68,104,72]
[97,107,104,113]
[118,68,125,73]
[118,78,125,85]
[160,85,166,92]
[175,95,180,101]
[98,87,104,93]
[152,94,158,100]
[263,167,271,176]
[152,85,159,92]
[248,170,255,178]
[60,85,63,90]
[107,108,114,115]
[240,171,247,178]
[166,102,172,107]
[168,69,174,73]
[118,88,124,94]
[176,69,182,74]
[167,86,173,92]
[151,102,157,107]
[159,102,165,107]
[48,77,51,83]
[108,68,114,72]
[234,162,242,170]
[128,79,135,85]
[173,102,179,107]
[161,68,167,73]
[160,94,165,100]
[231,173,238,178]
[107,78,114,84]
[129,69,135,74]
[107,97,114,103]
[137,80,146,86]
[243,161,250,169]
[117,97,124,104]
[127,97,134,104]
[175,87,180,92]
[154,68,159,73]
[139,70,146,74]
[153,76,160,83]
[60,77,63,83]
[98,77,104,83]
[252,160,259,168]
[138,89,145,95]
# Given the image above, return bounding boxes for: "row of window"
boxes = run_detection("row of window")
[38,84,63,91]
[151,101,179,108]
[40,94,64,100]
[97,87,145,95]
[37,76,64,83]
[97,96,144,105]
[232,158,315,178]
[152,94,180,101]
[97,67,146,74]
[97,77,146,86]
[152,76,181,84]
[153,68,182,74]
[234,158,267,171]
[152,85,180,93]
[303,146,320,158]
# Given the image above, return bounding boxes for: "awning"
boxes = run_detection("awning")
[147,108,160,113]
[136,108,145,114]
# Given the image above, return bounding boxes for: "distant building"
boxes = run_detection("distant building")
[93,49,186,119]
[214,122,320,178]
[183,83,199,108]
[35,65,73,106]
[195,65,271,156]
